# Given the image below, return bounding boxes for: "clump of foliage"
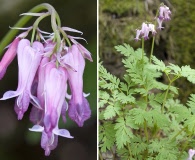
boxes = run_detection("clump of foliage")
[99,43,195,160]
[99,3,195,160]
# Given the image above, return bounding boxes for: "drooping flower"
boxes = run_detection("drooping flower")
[29,62,73,156]
[68,36,93,62]
[148,24,157,35]
[0,37,20,80]
[63,44,91,127]
[134,29,142,41]
[135,22,157,41]
[141,22,150,40]
[159,5,171,21]
[157,5,171,30]
[0,39,43,119]
[30,57,49,125]
[159,6,166,20]
[157,18,164,30]
[187,149,195,160]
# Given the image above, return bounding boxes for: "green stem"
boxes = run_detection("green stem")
[58,27,71,47]
[149,36,155,63]
[99,150,104,160]
[178,126,195,159]
[144,120,149,143]
[149,7,159,63]
[0,3,62,56]
[161,82,171,113]
[170,127,186,142]
[0,4,47,56]
[41,3,61,51]
[142,38,144,60]
[161,75,179,113]
[30,13,50,44]
[127,143,132,160]
[55,11,61,27]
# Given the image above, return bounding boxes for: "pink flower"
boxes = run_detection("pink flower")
[134,29,142,41]
[141,23,150,40]
[157,18,164,30]
[0,37,20,80]
[30,57,49,125]
[187,149,195,160]
[63,44,91,127]
[0,39,43,120]
[68,37,93,62]
[159,6,171,21]
[29,62,73,156]
[148,24,157,35]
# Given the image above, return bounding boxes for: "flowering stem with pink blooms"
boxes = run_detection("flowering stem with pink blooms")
[0,3,93,156]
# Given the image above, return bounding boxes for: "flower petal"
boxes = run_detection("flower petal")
[29,125,44,132]
[0,90,20,100]
[53,128,73,138]
[30,94,42,110]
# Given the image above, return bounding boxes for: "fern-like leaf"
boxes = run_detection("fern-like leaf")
[115,117,134,149]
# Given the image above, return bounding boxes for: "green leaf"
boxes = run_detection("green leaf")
[168,100,190,122]
[181,65,195,84]
[125,115,139,129]
[116,92,135,104]
[187,94,195,114]
[184,115,195,133]
[115,43,134,57]
[152,56,166,72]
[104,104,120,119]
[119,82,128,92]
[148,93,165,109]
[130,136,147,156]
[150,110,169,128]
[99,91,110,108]
[99,122,116,152]
[167,63,181,75]
[115,117,134,149]
[129,108,146,125]
[99,63,120,90]
[148,139,178,160]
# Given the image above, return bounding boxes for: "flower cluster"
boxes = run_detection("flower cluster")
[0,4,92,156]
[157,5,171,29]
[135,23,156,41]
[135,4,171,41]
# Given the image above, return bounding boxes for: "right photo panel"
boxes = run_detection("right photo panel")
[99,0,195,159]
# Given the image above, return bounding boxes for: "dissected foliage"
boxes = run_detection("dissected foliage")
[99,44,195,160]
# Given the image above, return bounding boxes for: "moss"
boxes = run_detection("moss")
[100,0,195,102]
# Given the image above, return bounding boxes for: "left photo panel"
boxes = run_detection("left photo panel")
[0,0,97,160]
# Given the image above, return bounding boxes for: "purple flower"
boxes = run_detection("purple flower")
[0,39,43,119]
[68,37,93,62]
[159,6,165,20]
[64,44,91,127]
[29,62,73,156]
[148,24,157,35]
[0,37,20,80]
[187,149,195,160]
[164,6,171,21]
[157,18,164,30]
[159,5,171,21]
[30,57,49,125]
[141,22,150,40]
[134,29,142,41]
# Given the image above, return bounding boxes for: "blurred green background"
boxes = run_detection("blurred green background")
[99,0,195,102]
[0,0,97,160]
